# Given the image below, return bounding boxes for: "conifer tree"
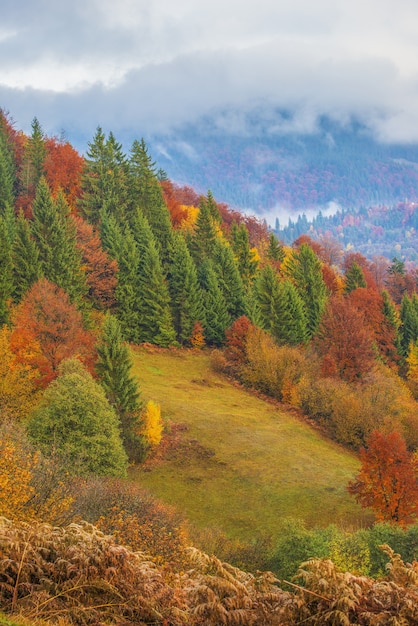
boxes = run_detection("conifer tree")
[266,231,285,263]
[95,314,144,461]
[78,128,129,224]
[254,263,281,335]
[18,117,46,209]
[99,207,125,259]
[12,211,42,301]
[0,116,16,212]
[113,225,142,343]
[230,222,258,288]
[0,212,14,325]
[129,139,173,259]
[137,240,176,346]
[285,243,328,338]
[212,238,247,320]
[199,260,231,345]
[167,232,205,344]
[344,261,367,293]
[399,293,418,357]
[274,280,309,345]
[31,179,86,305]
[191,193,218,262]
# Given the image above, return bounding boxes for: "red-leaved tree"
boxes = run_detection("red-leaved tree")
[10,278,96,387]
[348,430,418,525]
[315,295,375,382]
[74,215,118,309]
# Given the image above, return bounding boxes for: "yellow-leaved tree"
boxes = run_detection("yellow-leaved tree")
[141,400,163,448]
[0,425,73,524]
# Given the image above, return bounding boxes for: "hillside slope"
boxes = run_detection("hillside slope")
[130,347,370,542]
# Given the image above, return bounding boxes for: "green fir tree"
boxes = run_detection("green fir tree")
[167,232,205,344]
[95,314,144,461]
[12,211,42,301]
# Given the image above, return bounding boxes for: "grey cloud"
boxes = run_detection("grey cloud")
[2,0,418,146]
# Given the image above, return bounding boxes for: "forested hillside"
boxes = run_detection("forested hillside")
[1,109,418,624]
[275,200,418,262]
[148,115,418,214]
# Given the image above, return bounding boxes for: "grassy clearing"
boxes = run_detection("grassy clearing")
[130,346,372,542]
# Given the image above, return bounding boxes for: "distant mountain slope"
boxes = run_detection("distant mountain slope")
[148,115,418,218]
[274,201,418,262]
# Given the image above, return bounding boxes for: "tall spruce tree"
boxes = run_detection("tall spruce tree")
[129,139,173,259]
[344,261,367,293]
[31,179,86,305]
[254,263,281,335]
[230,222,258,289]
[0,210,14,324]
[266,231,285,263]
[191,193,218,263]
[199,260,231,346]
[285,243,328,338]
[0,115,16,212]
[274,280,309,345]
[113,224,142,343]
[19,117,46,202]
[12,211,42,301]
[212,238,247,320]
[95,314,144,461]
[167,232,205,344]
[137,240,176,346]
[399,293,418,357]
[78,128,129,224]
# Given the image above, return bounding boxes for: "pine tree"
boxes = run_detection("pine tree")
[167,232,205,344]
[285,243,328,338]
[31,179,86,305]
[254,263,281,335]
[12,211,42,301]
[78,128,129,224]
[0,211,14,324]
[274,280,309,345]
[113,225,142,343]
[95,314,144,461]
[137,241,176,346]
[129,139,173,259]
[344,261,367,293]
[18,117,46,209]
[266,231,285,263]
[230,222,258,288]
[191,193,218,263]
[199,260,231,346]
[212,238,247,320]
[399,293,418,357]
[0,115,16,212]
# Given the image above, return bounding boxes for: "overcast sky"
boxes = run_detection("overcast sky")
[2,0,418,147]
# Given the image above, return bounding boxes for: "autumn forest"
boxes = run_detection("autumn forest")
[1,110,418,625]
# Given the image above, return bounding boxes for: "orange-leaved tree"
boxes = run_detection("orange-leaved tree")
[44,137,84,208]
[0,325,39,420]
[348,430,418,525]
[74,215,118,309]
[10,278,96,387]
[315,295,375,382]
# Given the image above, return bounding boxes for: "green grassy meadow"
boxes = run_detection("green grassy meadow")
[130,346,372,543]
